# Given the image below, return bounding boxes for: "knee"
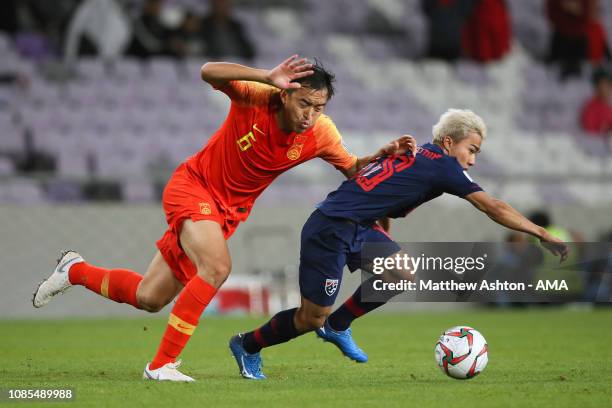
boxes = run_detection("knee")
[295,308,329,332]
[196,258,231,288]
[136,289,167,313]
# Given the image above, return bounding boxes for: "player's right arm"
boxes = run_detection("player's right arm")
[465,191,569,261]
[200,55,314,90]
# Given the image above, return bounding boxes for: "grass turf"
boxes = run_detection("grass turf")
[1,309,611,408]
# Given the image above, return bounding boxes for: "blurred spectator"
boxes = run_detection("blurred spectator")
[528,210,585,299]
[582,228,612,302]
[580,67,612,136]
[489,231,539,306]
[200,0,255,61]
[0,0,19,35]
[64,0,131,65]
[585,2,610,65]
[128,0,172,58]
[421,0,475,62]
[529,210,577,242]
[462,0,511,63]
[546,0,609,79]
[1,0,77,60]
[167,11,205,58]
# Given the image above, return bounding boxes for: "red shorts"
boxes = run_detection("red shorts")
[155,164,247,286]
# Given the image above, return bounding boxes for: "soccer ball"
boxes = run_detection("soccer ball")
[434,326,488,379]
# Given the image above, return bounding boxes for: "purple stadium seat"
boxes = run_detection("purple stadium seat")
[45,180,83,202]
[76,58,108,80]
[146,58,179,82]
[26,78,62,106]
[0,120,25,153]
[108,58,143,81]
[0,156,15,176]
[0,179,45,204]
[360,36,397,60]
[0,32,11,54]
[14,32,55,61]
[123,179,155,203]
[455,61,490,86]
[578,134,611,158]
[66,81,99,106]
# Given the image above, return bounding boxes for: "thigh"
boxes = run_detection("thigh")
[347,225,401,274]
[137,251,184,306]
[157,164,231,284]
[161,164,227,233]
[299,222,348,307]
[179,219,231,287]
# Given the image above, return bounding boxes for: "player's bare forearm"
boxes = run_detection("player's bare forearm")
[477,197,569,261]
[487,200,546,239]
[201,55,314,90]
[200,62,269,88]
[341,156,371,178]
[343,153,381,177]
[345,154,376,177]
[465,192,545,237]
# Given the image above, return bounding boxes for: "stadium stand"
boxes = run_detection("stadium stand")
[0,0,611,207]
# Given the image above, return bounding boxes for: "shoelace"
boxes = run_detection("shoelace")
[328,325,352,338]
[166,359,183,370]
[245,354,264,375]
[49,285,71,297]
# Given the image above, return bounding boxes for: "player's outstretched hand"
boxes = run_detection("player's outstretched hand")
[379,135,418,157]
[540,234,569,263]
[267,55,314,90]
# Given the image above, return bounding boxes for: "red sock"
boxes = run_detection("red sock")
[150,276,217,370]
[69,262,142,309]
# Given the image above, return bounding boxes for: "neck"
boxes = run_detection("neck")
[274,109,292,134]
[433,142,449,155]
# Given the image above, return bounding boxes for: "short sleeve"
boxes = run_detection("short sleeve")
[314,116,358,171]
[439,165,483,197]
[213,80,276,107]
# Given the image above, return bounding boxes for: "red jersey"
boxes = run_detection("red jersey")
[185,80,357,215]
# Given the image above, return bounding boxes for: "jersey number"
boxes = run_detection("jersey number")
[355,155,415,191]
[237,131,256,151]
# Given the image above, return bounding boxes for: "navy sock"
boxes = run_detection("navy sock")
[242,308,299,354]
[327,277,394,331]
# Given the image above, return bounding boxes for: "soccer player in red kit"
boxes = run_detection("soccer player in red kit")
[32,55,416,381]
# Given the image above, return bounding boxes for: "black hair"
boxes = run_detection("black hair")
[290,58,335,100]
[528,210,551,228]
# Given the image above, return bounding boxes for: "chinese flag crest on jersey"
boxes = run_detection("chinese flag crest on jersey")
[287,135,308,160]
[199,202,212,215]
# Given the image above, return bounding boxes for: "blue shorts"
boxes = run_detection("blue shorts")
[299,209,401,307]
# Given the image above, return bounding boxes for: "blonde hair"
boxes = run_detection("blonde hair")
[432,109,487,144]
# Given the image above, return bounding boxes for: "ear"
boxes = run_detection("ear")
[279,89,288,105]
[442,135,454,151]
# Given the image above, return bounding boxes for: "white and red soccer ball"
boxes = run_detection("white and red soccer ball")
[434,326,489,379]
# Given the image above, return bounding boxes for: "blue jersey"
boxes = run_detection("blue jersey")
[317,143,483,224]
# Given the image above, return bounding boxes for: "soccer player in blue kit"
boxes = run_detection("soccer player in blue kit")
[229,109,569,379]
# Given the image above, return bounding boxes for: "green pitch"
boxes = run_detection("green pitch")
[1,309,611,408]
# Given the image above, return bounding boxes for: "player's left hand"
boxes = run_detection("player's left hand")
[540,234,569,263]
[379,135,417,157]
[267,55,314,90]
